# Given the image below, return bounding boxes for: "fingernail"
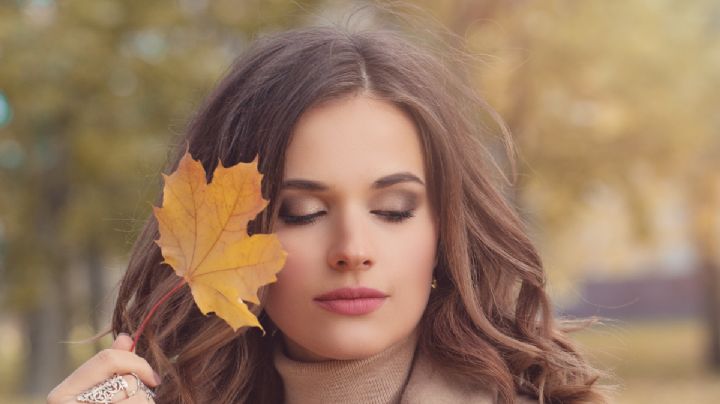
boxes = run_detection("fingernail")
[118,332,130,337]
[153,371,162,385]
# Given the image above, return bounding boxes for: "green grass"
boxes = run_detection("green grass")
[570,318,720,403]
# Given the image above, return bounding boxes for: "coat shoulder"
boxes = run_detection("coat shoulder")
[402,351,538,404]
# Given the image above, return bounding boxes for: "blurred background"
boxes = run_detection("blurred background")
[1,0,719,402]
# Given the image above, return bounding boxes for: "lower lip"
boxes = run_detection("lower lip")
[314,297,387,315]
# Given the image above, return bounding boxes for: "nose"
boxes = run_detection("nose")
[327,207,374,272]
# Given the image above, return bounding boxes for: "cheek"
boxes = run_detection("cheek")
[265,231,319,309]
[394,215,437,273]
[383,215,438,303]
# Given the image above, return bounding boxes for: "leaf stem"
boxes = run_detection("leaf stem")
[130,278,187,352]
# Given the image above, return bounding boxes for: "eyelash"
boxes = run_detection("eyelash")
[279,209,415,226]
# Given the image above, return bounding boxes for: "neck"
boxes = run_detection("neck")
[273,330,419,404]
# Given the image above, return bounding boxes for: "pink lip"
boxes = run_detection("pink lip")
[314,287,388,316]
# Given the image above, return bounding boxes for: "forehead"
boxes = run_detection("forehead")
[283,95,426,184]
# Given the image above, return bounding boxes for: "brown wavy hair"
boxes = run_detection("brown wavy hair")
[110,23,608,404]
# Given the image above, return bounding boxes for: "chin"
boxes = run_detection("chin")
[310,324,408,361]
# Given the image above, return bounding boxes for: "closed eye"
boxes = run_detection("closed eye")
[278,209,415,226]
[371,209,415,223]
[278,211,327,225]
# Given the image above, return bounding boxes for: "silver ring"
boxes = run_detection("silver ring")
[76,373,128,403]
[126,372,141,397]
[133,372,157,401]
[76,373,156,403]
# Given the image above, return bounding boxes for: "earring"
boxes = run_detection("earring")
[431,277,437,289]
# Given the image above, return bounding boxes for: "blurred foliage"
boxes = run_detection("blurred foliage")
[0,0,320,310]
[411,0,720,292]
[0,0,320,394]
[478,0,720,175]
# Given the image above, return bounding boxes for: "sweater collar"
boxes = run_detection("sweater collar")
[273,330,419,404]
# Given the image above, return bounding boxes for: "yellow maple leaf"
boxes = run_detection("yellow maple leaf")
[153,150,286,331]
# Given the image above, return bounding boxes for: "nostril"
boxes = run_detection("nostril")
[330,255,372,271]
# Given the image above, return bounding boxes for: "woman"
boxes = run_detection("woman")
[48,24,607,404]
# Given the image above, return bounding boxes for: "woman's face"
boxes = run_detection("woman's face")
[264,94,439,362]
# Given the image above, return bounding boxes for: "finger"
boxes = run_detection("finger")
[120,373,157,403]
[52,348,160,400]
[112,333,134,351]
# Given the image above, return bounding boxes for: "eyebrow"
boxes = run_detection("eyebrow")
[281,172,425,191]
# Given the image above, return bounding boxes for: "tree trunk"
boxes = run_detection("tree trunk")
[23,264,71,395]
[86,239,106,352]
[691,173,720,370]
[700,258,720,368]
[22,128,72,395]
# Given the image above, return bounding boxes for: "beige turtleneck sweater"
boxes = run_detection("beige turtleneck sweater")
[273,331,418,404]
[272,330,537,404]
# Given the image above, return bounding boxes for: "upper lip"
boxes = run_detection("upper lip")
[314,287,388,301]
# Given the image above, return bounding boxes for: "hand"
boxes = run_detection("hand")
[47,333,161,403]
